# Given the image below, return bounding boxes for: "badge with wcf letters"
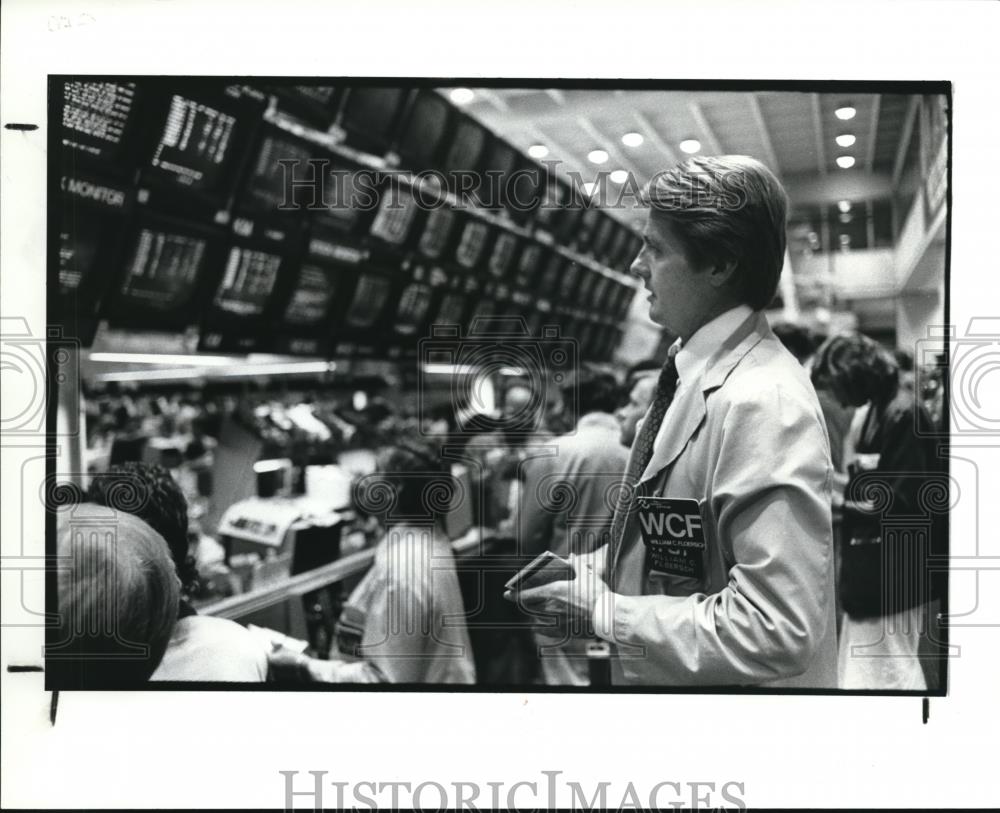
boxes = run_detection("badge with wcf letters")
[636,497,706,580]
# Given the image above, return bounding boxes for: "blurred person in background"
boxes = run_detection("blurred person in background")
[894,348,916,393]
[615,360,661,448]
[471,378,555,531]
[268,438,475,684]
[87,462,267,681]
[517,370,629,685]
[49,505,179,688]
[812,332,944,690]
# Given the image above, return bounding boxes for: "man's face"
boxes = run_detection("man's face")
[630,214,712,339]
[616,375,657,447]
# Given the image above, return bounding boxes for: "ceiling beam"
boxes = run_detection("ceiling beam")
[528,124,593,182]
[474,88,510,113]
[575,115,647,186]
[892,96,921,188]
[782,170,893,207]
[688,101,723,155]
[631,109,679,168]
[748,93,782,179]
[810,94,827,176]
[866,95,882,173]
[545,88,566,106]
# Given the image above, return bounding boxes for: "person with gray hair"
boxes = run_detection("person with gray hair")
[49,504,180,688]
[512,156,838,687]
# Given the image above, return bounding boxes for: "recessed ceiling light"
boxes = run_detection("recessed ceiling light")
[450,88,475,105]
[582,182,598,197]
[528,144,549,159]
[836,155,856,169]
[838,200,852,213]
[839,212,853,224]
[622,132,644,147]
[835,133,856,148]
[839,234,851,244]
[835,104,856,121]
[588,149,609,165]
[609,169,629,184]
[679,138,701,154]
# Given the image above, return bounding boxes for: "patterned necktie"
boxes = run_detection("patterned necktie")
[606,344,682,566]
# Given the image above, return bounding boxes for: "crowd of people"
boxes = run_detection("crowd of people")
[54,155,948,691]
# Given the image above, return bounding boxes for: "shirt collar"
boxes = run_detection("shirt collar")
[674,304,754,387]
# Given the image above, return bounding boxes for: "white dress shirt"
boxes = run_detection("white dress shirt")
[641,304,754,483]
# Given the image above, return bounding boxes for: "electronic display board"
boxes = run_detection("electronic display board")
[395,90,452,170]
[339,87,410,154]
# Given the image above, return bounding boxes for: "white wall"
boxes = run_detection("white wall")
[897,284,945,355]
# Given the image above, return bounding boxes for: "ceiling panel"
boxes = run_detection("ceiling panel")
[454,86,928,220]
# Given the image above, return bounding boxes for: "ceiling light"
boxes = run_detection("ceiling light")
[835,105,856,121]
[836,155,856,169]
[679,138,701,154]
[449,88,475,105]
[582,182,598,197]
[588,149,609,165]
[838,200,852,213]
[835,133,856,148]
[839,234,851,244]
[528,144,549,159]
[622,132,644,147]
[839,212,853,224]
[609,169,629,184]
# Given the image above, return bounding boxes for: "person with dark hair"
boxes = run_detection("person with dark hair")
[87,462,199,607]
[512,155,837,687]
[49,505,180,688]
[86,462,267,681]
[517,370,629,685]
[772,321,816,365]
[268,438,475,684]
[811,332,942,690]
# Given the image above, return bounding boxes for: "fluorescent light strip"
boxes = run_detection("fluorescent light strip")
[422,364,480,375]
[93,361,336,383]
[88,352,237,366]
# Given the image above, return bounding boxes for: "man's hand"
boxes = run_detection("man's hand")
[266,645,315,683]
[504,561,608,638]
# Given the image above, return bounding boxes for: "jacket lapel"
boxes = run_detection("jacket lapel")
[638,311,769,485]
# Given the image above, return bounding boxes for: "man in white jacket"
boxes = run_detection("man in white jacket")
[513,155,838,688]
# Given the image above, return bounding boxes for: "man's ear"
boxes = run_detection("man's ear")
[707,258,739,289]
